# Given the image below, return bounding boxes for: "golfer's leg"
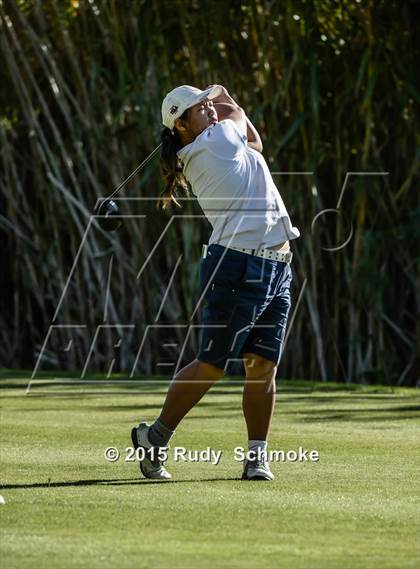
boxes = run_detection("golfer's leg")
[157,358,225,430]
[242,353,277,440]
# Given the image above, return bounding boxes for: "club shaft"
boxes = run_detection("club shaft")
[107,143,162,201]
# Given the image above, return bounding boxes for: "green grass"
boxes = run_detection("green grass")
[1,372,419,569]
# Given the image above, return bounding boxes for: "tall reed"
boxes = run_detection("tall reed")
[0,0,418,384]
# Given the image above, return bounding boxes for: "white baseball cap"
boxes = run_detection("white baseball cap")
[161,84,223,130]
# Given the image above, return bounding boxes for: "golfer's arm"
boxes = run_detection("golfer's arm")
[213,100,263,153]
[245,117,263,153]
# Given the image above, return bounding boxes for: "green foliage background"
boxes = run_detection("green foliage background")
[0,0,418,384]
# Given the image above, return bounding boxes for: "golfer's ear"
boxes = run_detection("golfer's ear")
[174,118,187,132]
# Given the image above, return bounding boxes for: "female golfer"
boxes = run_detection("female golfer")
[131,84,300,481]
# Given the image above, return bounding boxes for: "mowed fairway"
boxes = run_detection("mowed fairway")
[1,372,419,569]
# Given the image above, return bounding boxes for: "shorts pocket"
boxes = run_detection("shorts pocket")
[199,257,211,293]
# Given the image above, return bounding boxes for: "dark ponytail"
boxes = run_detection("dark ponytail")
[157,111,190,210]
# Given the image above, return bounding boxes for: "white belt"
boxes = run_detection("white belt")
[202,244,293,264]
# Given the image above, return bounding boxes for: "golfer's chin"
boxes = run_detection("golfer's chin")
[198,120,218,135]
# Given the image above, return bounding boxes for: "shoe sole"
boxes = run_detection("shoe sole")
[241,474,273,481]
[131,427,150,480]
[241,470,274,481]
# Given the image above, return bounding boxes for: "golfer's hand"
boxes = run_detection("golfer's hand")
[207,85,237,106]
[205,83,227,94]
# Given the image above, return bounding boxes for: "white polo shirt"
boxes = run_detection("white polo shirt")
[177,119,300,249]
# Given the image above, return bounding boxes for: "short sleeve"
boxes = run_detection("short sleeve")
[200,119,247,159]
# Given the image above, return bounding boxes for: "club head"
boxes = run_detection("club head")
[94,199,123,232]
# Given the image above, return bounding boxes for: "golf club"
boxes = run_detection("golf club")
[94,143,162,231]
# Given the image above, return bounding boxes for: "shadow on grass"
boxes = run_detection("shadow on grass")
[9,401,224,412]
[0,476,241,490]
[296,404,420,422]
[3,375,415,397]
[6,400,420,422]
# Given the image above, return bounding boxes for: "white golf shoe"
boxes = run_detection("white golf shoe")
[242,458,275,481]
[131,422,172,481]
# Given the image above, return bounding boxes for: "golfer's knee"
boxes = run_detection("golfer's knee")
[243,352,277,379]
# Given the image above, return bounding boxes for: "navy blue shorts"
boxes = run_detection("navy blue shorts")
[197,244,292,372]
